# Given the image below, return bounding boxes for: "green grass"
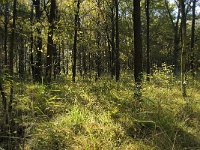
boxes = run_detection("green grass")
[0,73,200,150]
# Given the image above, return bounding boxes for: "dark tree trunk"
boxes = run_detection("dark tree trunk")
[4,1,9,66]
[179,0,187,97]
[57,44,61,74]
[0,82,8,124]
[46,0,56,83]
[190,0,196,78]
[133,0,143,88]
[72,0,80,82]
[19,38,25,79]
[111,0,115,78]
[145,0,150,81]
[34,0,42,82]
[115,0,120,81]
[30,2,35,79]
[9,0,17,122]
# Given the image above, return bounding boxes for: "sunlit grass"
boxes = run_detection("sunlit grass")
[1,71,200,149]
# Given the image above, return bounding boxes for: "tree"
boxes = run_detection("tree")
[190,0,196,78]
[145,0,150,81]
[9,0,17,117]
[165,0,181,74]
[72,0,81,82]
[111,0,115,78]
[133,0,143,95]
[34,0,43,82]
[179,0,187,97]
[4,0,9,66]
[46,0,57,83]
[115,0,120,81]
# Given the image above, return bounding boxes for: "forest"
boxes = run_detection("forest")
[0,0,200,149]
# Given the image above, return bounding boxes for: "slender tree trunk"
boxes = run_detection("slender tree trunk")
[4,1,9,66]
[61,41,65,74]
[180,0,187,97]
[133,0,143,94]
[145,0,150,81]
[96,1,101,80]
[19,38,25,79]
[72,0,80,82]
[46,0,56,83]
[190,0,196,79]
[30,2,35,79]
[115,0,120,81]
[58,44,61,74]
[111,1,115,78]
[34,0,42,82]
[66,46,69,75]
[8,0,17,117]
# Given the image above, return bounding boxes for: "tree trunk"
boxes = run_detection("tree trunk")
[30,2,35,79]
[4,1,9,66]
[8,0,17,124]
[72,0,80,82]
[111,0,115,78]
[34,0,42,82]
[133,0,143,94]
[145,0,150,81]
[46,0,56,83]
[165,0,181,74]
[190,0,196,79]
[179,0,187,97]
[19,38,25,79]
[115,0,120,81]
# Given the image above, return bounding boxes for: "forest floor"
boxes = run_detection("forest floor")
[0,73,200,150]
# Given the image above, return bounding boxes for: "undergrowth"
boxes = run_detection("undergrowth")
[0,70,200,150]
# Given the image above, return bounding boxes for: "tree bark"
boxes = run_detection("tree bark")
[133,0,143,93]
[4,1,9,66]
[34,0,42,82]
[30,2,35,79]
[115,0,120,81]
[179,0,187,97]
[19,38,25,79]
[72,0,80,82]
[190,0,196,78]
[111,0,115,78]
[8,0,17,122]
[46,0,56,83]
[145,0,150,81]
